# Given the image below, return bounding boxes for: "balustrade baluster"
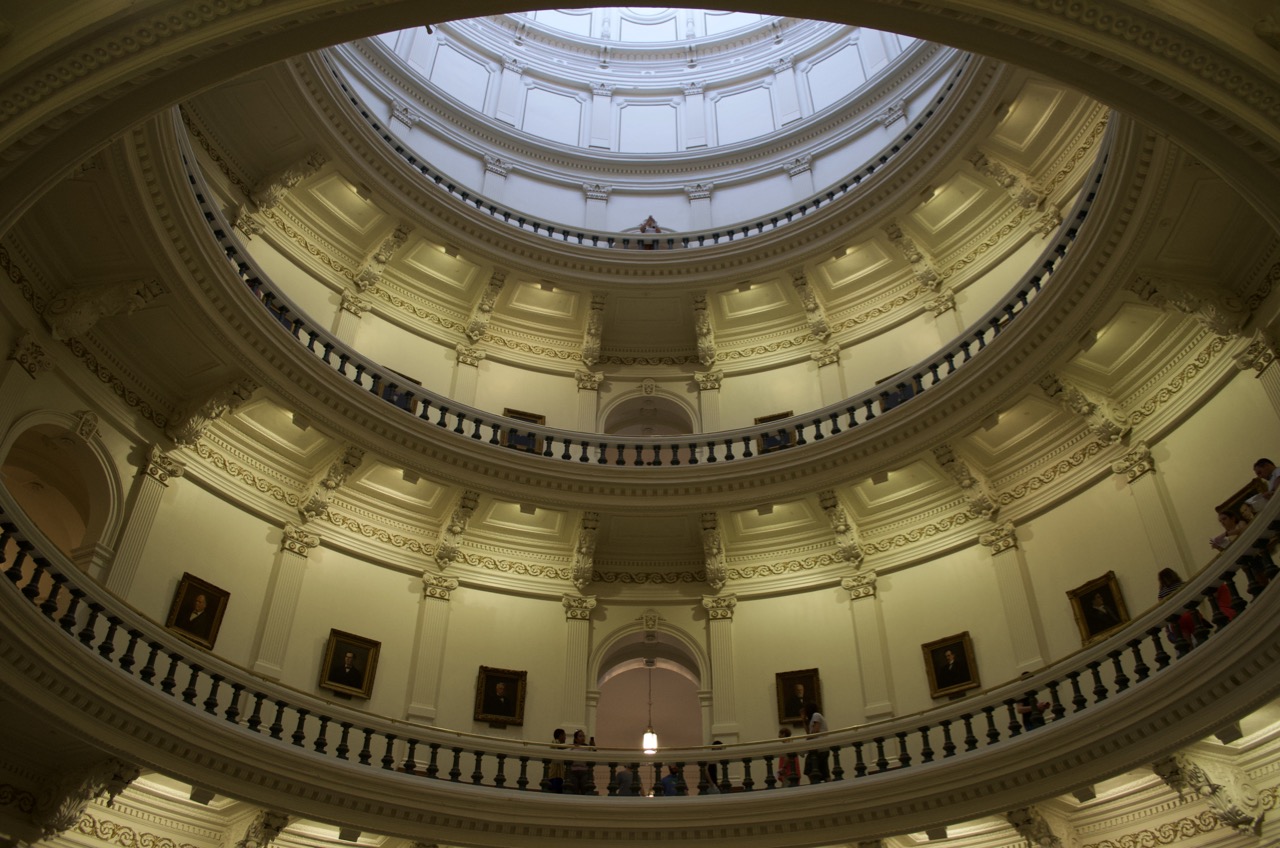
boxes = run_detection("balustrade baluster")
[723,439,735,461]
[688,443,699,465]
[828,412,842,434]
[471,750,484,784]
[705,441,717,462]
[98,616,121,660]
[741,758,754,791]
[1108,650,1129,692]
[895,732,911,768]
[78,602,102,646]
[517,755,529,790]
[336,722,352,759]
[1087,660,1108,702]
[873,737,888,772]
[669,443,680,465]
[718,759,731,793]
[289,708,308,747]
[1045,679,1066,720]
[181,665,202,705]
[120,630,142,674]
[488,423,501,445]
[1004,699,1021,737]
[597,442,608,464]
[852,740,867,777]
[940,719,956,757]
[358,727,373,768]
[449,747,463,781]
[1148,627,1171,669]
[830,747,844,781]
[427,743,441,778]
[494,752,507,787]
[580,440,591,463]
[794,423,807,445]
[863,398,877,421]
[961,714,978,751]
[982,705,1000,744]
[226,682,244,723]
[398,737,415,772]
[1243,555,1267,598]
[246,692,266,732]
[21,553,45,601]
[649,443,662,466]
[674,762,687,795]
[268,701,287,739]
[1066,670,1087,711]
[59,586,84,633]
[919,726,934,763]
[539,759,551,792]
[381,734,397,770]
[846,406,858,428]
[435,407,449,427]
[763,754,776,789]
[160,654,181,695]
[1165,614,1192,657]
[1203,584,1230,630]
[695,760,708,794]
[633,444,643,466]
[741,435,754,458]
[204,673,223,714]
[40,570,64,617]
[469,417,483,439]
[1128,639,1150,681]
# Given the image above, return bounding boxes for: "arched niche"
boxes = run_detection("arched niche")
[601,389,697,436]
[589,615,711,750]
[0,412,123,570]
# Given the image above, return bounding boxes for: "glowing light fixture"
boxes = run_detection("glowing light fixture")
[642,658,658,754]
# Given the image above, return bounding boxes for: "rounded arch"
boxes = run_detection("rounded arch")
[599,388,698,436]
[590,615,709,688]
[0,411,125,564]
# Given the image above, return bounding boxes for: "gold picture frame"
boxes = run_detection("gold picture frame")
[775,668,821,726]
[474,665,527,726]
[164,572,230,650]
[922,631,980,698]
[1067,571,1130,645]
[318,629,380,699]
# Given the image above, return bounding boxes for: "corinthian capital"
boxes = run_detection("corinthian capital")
[701,594,736,620]
[563,594,598,620]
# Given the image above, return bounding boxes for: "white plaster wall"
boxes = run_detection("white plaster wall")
[472,359,581,429]
[244,237,339,325]
[355,314,457,395]
[717,361,824,429]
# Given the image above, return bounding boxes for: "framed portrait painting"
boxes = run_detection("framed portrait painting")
[318,629,380,699]
[775,668,821,726]
[1068,571,1130,645]
[164,572,229,650]
[474,665,527,726]
[923,632,980,698]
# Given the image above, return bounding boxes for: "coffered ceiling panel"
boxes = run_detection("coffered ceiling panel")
[226,398,333,465]
[1064,301,1177,392]
[304,174,386,237]
[846,459,953,514]
[961,395,1080,474]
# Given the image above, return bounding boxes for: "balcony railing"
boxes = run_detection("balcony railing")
[1,481,1274,799]
[178,110,1114,468]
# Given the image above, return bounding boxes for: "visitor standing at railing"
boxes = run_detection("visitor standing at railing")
[566,730,593,794]
[801,703,829,783]
[547,728,566,792]
[776,728,801,786]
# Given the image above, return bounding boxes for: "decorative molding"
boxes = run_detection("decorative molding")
[353,224,411,292]
[8,333,54,378]
[339,289,369,317]
[435,490,479,569]
[1005,807,1062,848]
[581,292,605,366]
[575,369,604,390]
[979,521,1018,555]
[877,99,906,127]
[323,510,431,555]
[562,594,597,620]
[297,445,364,523]
[455,343,486,367]
[728,553,840,579]
[71,811,203,848]
[465,270,506,344]
[1233,329,1277,375]
[1126,335,1228,426]
[841,572,876,599]
[1152,753,1263,835]
[582,182,611,201]
[572,512,599,591]
[1039,373,1130,444]
[701,593,737,620]
[280,522,321,557]
[483,154,511,177]
[32,759,140,840]
[1111,441,1154,483]
[165,377,258,447]
[820,489,862,566]
[42,278,165,341]
[1128,274,1249,338]
[701,511,727,591]
[233,810,289,848]
[683,182,713,201]
[73,411,99,442]
[784,154,811,176]
[248,152,326,211]
[195,442,301,507]
[810,344,840,367]
[422,572,459,600]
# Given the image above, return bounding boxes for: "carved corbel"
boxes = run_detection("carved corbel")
[1005,806,1063,847]
[1153,753,1263,835]
[790,268,831,342]
[297,445,364,523]
[572,512,600,591]
[43,278,165,341]
[693,295,717,367]
[434,490,479,569]
[234,811,290,848]
[819,490,863,566]
[248,151,326,211]
[1128,274,1249,338]
[701,512,727,591]
[31,758,141,839]
[581,293,606,366]
[465,270,506,343]
[1038,373,1130,444]
[353,224,410,292]
[934,443,1000,521]
[165,377,258,446]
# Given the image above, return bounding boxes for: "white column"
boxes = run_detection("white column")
[927,289,963,343]
[695,370,723,432]
[405,573,459,722]
[561,595,597,729]
[701,594,739,740]
[576,371,603,430]
[1233,336,1280,416]
[495,57,526,127]
[589,83,613,150]
[481,155,511,201]
[784,154,815,204]
[251,523,319,679]
[451,344,484,406]
[1111,442,1193,573]
[683,82,707,149]
[841,574,893,719]
[772,57,802,126]
[583,183,610,231]
[811,345,843,406]
[332,291,367,346]
[685,183,713,230]
[104,445,186,596]
[978,523,1048,673]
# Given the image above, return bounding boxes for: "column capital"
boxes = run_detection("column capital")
[1111,441,1154,483]
[1005,807,1062,848]
[422,572,459,600]
[484,154,512,177]
[575,369,604,390]
[979,522,1018,555]
[694,370,724,390]
[455,343,486,367]
[877,99,906,127]
[841,572,877,600]
[684,182,714,201]
[281,522,321,557]
[1234,329,1278,374]
[701,594,737,620]
[810,344,840,367]
[8,333,54,378]
[339,289,369,317]
[563,594,597,620]
[582,182,611,201]
[143,444,186,486]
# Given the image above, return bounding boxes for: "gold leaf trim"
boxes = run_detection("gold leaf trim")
[1127,335,1228,425]
[194,442,300,505]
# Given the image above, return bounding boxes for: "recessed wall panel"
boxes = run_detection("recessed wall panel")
[807,44,867,112]
[619,104,678,153]
[714,87,774,145]
[428,43,491,108]
[523,88,583,146]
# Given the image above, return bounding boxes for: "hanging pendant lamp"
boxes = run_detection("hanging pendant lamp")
[642,659,658,754]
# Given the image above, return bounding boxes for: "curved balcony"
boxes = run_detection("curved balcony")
[182,106,1111,478]
[2,482,1277,845]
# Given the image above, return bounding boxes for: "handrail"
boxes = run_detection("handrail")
[321,51,973,252]
[178,110,1115,468]
[2,478,1274,798]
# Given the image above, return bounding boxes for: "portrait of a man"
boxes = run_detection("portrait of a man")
[318,630,380,698]
[474,666,527,726]
[775,669,821,725]
[165,573,229,650]
[1068,572,1130,644]
[923,632,980,697]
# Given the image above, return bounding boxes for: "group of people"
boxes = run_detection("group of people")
[546,728,598,794]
